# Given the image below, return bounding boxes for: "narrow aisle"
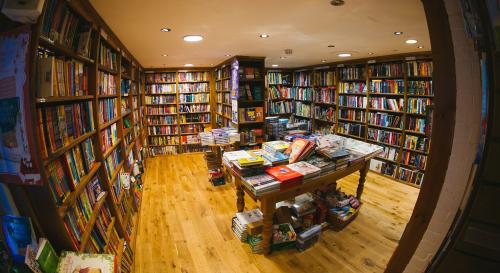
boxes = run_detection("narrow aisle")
[134,153,419,273]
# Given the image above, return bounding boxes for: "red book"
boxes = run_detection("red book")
[265,165,303,189]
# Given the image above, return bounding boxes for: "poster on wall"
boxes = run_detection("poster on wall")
[231,99,238,124]
[0,27,42,185]
[230,59,239,100]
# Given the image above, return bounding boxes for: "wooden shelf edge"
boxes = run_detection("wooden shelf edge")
[78,191,109,252]
[99,116,121,131]
[43,131,96,165]
[103,139,123,159]
[36,95,94,104]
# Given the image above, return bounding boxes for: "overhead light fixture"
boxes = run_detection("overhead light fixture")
[328,45,335,48]
[160,28,171,32]
[368,52,374,55]
[161,54,168,57]
[259,34,270,38]
[225,54,232,57]
[184,63,194,67]
[394,31,403,35]
[417,45,424,49]
[271,64,279,67]
[330,0,345,6]
[406,39,418,44]
[338,53,351,58]
[280,56,287,59]
[321,59,327,63]
[183,35,203,42]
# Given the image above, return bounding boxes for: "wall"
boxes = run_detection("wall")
[403,0,484,271]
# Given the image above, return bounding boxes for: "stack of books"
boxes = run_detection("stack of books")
[296,225,322,251]
[306,155,337,174]
[231,209,263,242]
[233,155,267,177]
[199,132,215,146]
[287,161,321,181]
[260,150,289,166]
[208,168,225,186]
[284,139,316,163]
[242,174,280,196]
[248,235,264,253]
[263,141,290,155]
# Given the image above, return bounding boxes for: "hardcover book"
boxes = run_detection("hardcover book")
[56,251,115,273]
[265,166,303,189]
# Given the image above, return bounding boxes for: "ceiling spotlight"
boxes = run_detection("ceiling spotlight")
[225,54,232,57]
[183,35,203,42]
[394,31,403,35]
[280,56,287,59]
[330,0,345,6]
[321,59,327,63]
[417,45,424,49]
[161,54,168,57]
[368,52,374,55]
[328,45,335,48]
[184,64,194,67]
[160,28,171,32]
[406,39,418,44]
[338,53,351,58]
[272,64,279,67]
[259,34,270,38]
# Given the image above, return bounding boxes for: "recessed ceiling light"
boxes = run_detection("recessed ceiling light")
[160,28,171,32]
[161,54,168,57]
[338,53,351,58]
[417,45,424,49]
[330,0,345,6]
[259,34,270,38]
[394,31,403,35]
[368,52,374,55]
[321,59,327,63]
[184,64,194,67]
[225,54,232,57]
[183,35,203,42]
[272,64,279,67]
[406,39,418,44]
[280,56,287,59]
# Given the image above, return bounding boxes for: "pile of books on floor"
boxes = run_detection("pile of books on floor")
[208,168,225,186]
[231,208,263,243]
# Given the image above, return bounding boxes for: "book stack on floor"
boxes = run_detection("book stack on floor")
[231,209,263,243]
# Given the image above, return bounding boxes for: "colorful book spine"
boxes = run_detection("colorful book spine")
[337,122,365,137]
[339,95,367,108]
[178,83,208,93]
[291,87,314,101]
[145,94,176,104]
[314,87,335,104]
[179,104,210,113]
[293,101,311,118]
[179,113,210,123]
[98,98,117,124]
[368,63,403,77]
[312,70,335,86]
[148,125,178,135]
[406,61,433,77]
[147,106,177,115]
[313,106,336,122]
[377,146,399,162]
[293,72,311,86]
[101,123,118,153]
[368,112,402,129]
[98,72,116,95]
[179,93,210,103]
[146,83,176,94]
[146,72,176,83]
[400,151,428,170]
[339,109,366,122]
[369,97,403,111]
[339,67,365,80]
[268,86,293,100]
[367,128,402,146]
[180,124,205,134]
[267,101,293,115]
[398,167,425,185]
[407,81,433,96]
[148,136,179,146]
[369,79,404,94]
[99,43,117,70]
[178,72,209,82]
[407,98,431,114]
[103,148,122,180]
[404,135,430,153]
[406,116,427,133]
[338,82,366,94]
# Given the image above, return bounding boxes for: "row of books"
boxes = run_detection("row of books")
[368,128,402,146]
[98,98,118,124]
[293,71,311,86]
[145,95,176,104]
[179,83,209,93]
[146,83,176,94]
[181,135,200,144]
[338,96,367,108]
[46,140,95,205]
[178,72,210,82]
[146,106,177,114]
[369,79,404,94]
[339,109,366,122]
[368,63,404,77]
[315,87,336,104]
[406,117,427,133]
[293,102,312,118]
[240,129,264,145]
[368,112,402,129]
[38,102,95,154]
[41,0,93,57]
[369,97,404,111]
[180,124,205,134]
[37,55,89,97]
[101,123,118,153]
[338,82,366,94]
[215,66,231,80]
[408,81,433,95]
[404,135,430,153]
[179,104,210,113]
[121,79,136,96]
[121,99,131,114]
[146,72,176,83]
[339,67,365,80]
[240,84,263,101]
[407,98,431,114]
[99,43,118,71]
[215,79,231,91]
[148,125,178,135]
[98,72,117,95]
[179,93,210,103]
[377,146,399,162]
[398,167,425,185]
[267,72,291,85]
[337,122,365,138]
[87,206,113,253]
[407,61,433,77]
[312,71,336,86]
[148,135,179,145]
[401,151,428,170]
[148,146,178,155]
[267,101,293,115]
[179,113,211,123]
[313,106,336,122]
[268,85,293,100]
[239,67,261,80]
[103,148,122,180]
[292,87,314,101]
[216,92,230,104]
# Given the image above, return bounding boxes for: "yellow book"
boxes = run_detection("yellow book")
[238,156,264,166]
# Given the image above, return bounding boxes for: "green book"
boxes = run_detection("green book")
[36,238,59,273]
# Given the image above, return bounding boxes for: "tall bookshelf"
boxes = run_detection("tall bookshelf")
[263,55,433,187]
[214,64,233,127]
[265,70,293,117]
[27,0,143,271]
[144,69,212,155]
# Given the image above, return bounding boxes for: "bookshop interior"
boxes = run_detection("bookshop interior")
[0,0,499,272]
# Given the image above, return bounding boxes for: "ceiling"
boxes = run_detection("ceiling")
[89,0,431,69]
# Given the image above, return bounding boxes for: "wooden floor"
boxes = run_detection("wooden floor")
[134,153,419,273]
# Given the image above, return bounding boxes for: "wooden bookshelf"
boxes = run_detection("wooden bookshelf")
[26,0,143,267]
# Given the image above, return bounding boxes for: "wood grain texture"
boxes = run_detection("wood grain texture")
[134,153,419,273]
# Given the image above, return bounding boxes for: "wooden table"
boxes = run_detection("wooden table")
[225,157,374,254]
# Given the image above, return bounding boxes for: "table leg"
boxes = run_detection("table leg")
[357,160,370,200]
[261,198,275,255]
[236,179,245,212]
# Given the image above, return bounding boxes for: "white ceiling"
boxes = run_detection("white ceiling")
[89,0,431,69]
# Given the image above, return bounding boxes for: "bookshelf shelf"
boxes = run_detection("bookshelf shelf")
[145,82,177,85]
[98,65,119,75]
[99,116,121,130]
[103,139,123,159]
[179,102,209,104]
[108,161,125,186]
[368,108,404,114]
[146,113,178,116]
[103,217,116,249]
[150,133,178,136]
[403,147,429,155]
[338,106,366,110]
[38,36,95,64]
[179,111,211,114]
[338,118,365,124]
[375,156,399,164]
[178,81,210,84]
[406,94,434,98]
[337,132,365,141]
[368,124,403,131]
[42,130,97,165]
[180,122,210,125]
[179,91,210,94]
[36,95,95,104]
[145,103,177,106]
[78,191,109,252]
[57,162,102,217]
[122,111,132,117]
[405,130,428,136]
[98,94,118,98]
[126,142,135,155]
[368,93,404,97]
[368,140,401,149]
[146,93,177,95]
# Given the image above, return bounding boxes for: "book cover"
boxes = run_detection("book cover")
[56,251,115,273]
[284,139,314,163]
[36,238,59,273]
[287,161,321,178]
[237,156,264,167]
[265,166,303,186]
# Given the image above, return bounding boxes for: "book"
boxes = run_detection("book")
[56,251,115,273]
[2,215,36,263]
[237,156,264,167]
[36,238,59,273]
[284,139,316,163]
[287,161,321,180]
[265,165,303,189]
[2,0,44,24]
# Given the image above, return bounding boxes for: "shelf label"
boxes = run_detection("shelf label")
[337,64,345,68]
[405,56,417,61]
[367,60,376,64]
